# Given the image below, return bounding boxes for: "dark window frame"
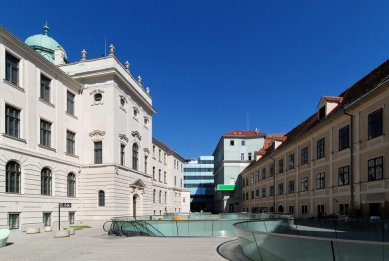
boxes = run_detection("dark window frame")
[339,125,350,151]
[301,177,308,192]
[40,119,51,147]
[67,91,75,115]
[40,74,51,103]
[5,52,19,85]
[66,130,75,155]
[368,108,383,140]
[316,172,325,189]
[289,154,294,170]
[317,138,325,159]
[288,180,294,194]
[41,167,52,195]
[301,147,308,165]
[67,173,76,197]
[6,161,21,193]
[94,141,102,164]
[338,166,349,186]
[368,156,383,181]
[5,104,20,138]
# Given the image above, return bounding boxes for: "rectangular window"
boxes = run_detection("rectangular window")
[230,140,234,146]
[301,147,308,165]
[338,166,349,186]
[251,174,254,184]
[262,168,266,179]
[339,125,349,151]
[67,91,75,115]
[269,164,274,177]
[164,172,166,183]
[153,167,155,180]
[278,183,283,195]
[288,180,294,193]
[241,153,244,160]
[251,191,254,199]
[270,206,274,212]
[5,105,20,138]
[289,206,294,214]
[153,146,155,158]
[316,172,325,189]
[301,177,308,191]
[255,189,259,199]
[159,169,161,182]
[40,119,51,147]
[40,74,51,103]
[9,213,19,229]
[144,156,148,174]
[230,178,235,184]
[270,186,274,196]
[317,138,325,159]
[339,203,350,215]
[368,108,383,139]
[262,188,266,197]
[243,193,245,201]
[289,154,294,170]
[279,159,283,173]
[164,153,166,164]
[246,192,248,200]
[255,171,259,182]
[241,140,245,146]
[69,212,75,225]
[159,149,161,161]
[368,156,383,181]
[301,205,308,214]
[6,52,19,85]
[43,213,51,227]
[120,144,125,166]
[66,131,75,155]
[94,141,102,164]
[175,176,177,186]
[317,204,325,215]
[248,152,252,160]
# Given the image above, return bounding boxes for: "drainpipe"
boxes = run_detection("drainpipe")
[343,110,354,209]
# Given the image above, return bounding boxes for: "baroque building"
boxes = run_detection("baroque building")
[241,59,389,218]
[0,25,189,230]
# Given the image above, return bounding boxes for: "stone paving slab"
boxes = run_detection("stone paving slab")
[0,226,234,261]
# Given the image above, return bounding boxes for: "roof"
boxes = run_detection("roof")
[25,25,67,63]
[223,130,266,137]
[242,58,389,173]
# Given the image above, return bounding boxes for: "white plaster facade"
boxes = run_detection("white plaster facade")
[0,26,189,230]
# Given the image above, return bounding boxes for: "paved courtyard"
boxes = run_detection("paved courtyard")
[0,225,233,261]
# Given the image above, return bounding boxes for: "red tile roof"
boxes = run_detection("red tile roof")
[223,130,266,137]
[243,58,389,172]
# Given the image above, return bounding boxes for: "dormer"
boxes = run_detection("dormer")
[317,96,342,120]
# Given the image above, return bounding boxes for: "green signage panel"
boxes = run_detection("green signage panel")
[217,184,236,191]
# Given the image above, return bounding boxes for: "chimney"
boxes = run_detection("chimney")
[54,46,65,65]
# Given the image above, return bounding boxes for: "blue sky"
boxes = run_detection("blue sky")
[2,1,389,159]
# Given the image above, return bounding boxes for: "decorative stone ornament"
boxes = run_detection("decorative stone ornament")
[146,87,150,94]
[125,61,130,71]
[137,75,142,85]
[81,49,87,61]
[89,130,106,137]
[109,44,115,56]
[90,89,105,106]
[119,134,129,145]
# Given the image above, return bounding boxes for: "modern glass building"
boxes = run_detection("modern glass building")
[184,156,214,212]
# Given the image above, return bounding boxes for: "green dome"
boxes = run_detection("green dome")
[25,25,68,63]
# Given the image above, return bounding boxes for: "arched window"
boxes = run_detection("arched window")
[98,190,105,206]
[6,161,20,193]
[165,191,167,203]
[159,190,162,203]
[132,143,138,170]
[67,173,76,197]
[153,189,156,203]
[41,168,52,195]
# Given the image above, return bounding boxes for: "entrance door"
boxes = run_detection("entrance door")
[370,203,381,217]
[278,205,284,213]
[133,196,137,218]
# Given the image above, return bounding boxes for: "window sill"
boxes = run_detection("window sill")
[39,97,55,108]
[65,111,78,120]
[1,133,27,143]
[38,144,56,152]
[3,79,24,92]
[65,152,79,158]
